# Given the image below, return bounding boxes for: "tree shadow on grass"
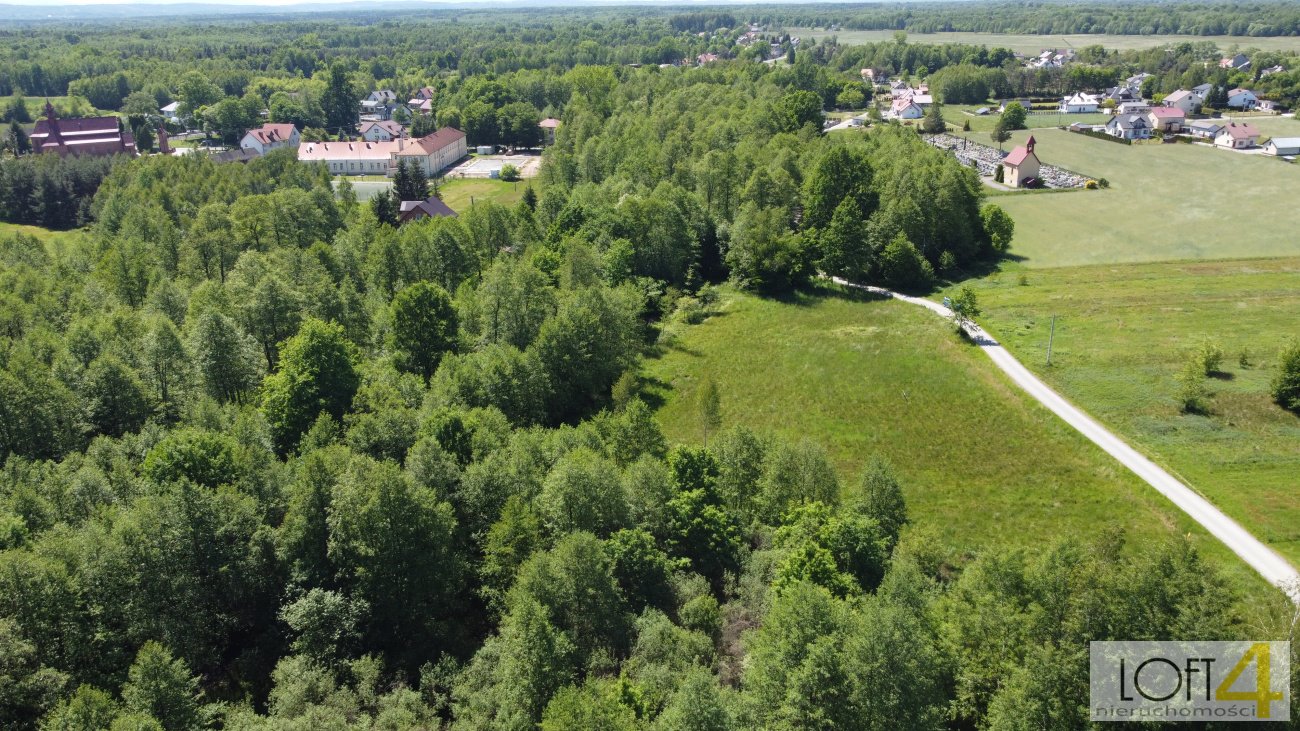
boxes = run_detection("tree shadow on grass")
[1209,370,1235,381]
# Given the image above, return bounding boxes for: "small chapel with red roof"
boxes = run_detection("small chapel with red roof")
[1001,135,1040,188]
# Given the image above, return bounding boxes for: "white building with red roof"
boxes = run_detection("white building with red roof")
[240,123,300,155]
[1214,122,1260,149]
[1001,135,1041,188]
[298,127,466,177]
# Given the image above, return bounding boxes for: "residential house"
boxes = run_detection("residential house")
[399,196,458,224]
[539,118,561,146]
[1001,135,1041,188]
[407,87,435,114]
[889,80,910,97]
[1104,114,1151,140]
[240,123,300,155]
[160,102,182,124]
[860,69,878,83]
[1000,98,1033,113]
[1219,53,1250,71]
[1161,89,1202,115]
[1257,99,1279,113]
[1147,106,1185,133]
[1116,100,1151,116]
[1227,88,1259,110]
[1262,137,1300,156]
[1213,121,1260,149]
[1126,72,1152,88]
[358,120,406,142]
[1192,83,1214,98]
[30,102,136,157]
[911,93,934,108]
[890,98,924,120]
[1187,120,1223,140]
[1103,86,1141,105]
[696,53,720,65]
[360,90,399,121]
[1059,92,1100,113]
[1260,65,1286,78]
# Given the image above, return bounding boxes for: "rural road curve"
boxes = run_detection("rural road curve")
[833,277,1300,605]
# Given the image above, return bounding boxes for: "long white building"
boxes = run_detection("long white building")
[298,127,466,177]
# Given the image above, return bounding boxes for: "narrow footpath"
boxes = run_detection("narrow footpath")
[833,277,1300,605]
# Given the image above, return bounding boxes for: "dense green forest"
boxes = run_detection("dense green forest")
[2,7,1300,731]
[760,1,1300,37]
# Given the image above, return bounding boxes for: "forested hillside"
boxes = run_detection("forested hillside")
[1,9,1297,731]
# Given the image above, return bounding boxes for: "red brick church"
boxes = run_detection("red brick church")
[30,101,136,157]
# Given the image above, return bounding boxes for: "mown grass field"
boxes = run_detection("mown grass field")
[640,284,1273,596]
[950,105,1112,133]
[952,127,1300,267]
[789,27,1300,54]
[438,177,530,213]
[952,257,1300,566]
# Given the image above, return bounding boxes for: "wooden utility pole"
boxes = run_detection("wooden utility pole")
[1046,314,1057,366]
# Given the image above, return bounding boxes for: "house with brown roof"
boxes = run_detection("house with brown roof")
[399,196,458,224]
[1214,122,1260,149]
[393,127,467,176]
[1001,135,1040,188]
[539,118,561,146]
[240,123,300,155]
[30,101,136,157]
[358,120,406,143]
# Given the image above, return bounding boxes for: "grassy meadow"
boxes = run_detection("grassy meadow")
[438,177,530,213]
[949,258,1300,565]
[0,221,84,247]
[789,27,1300,54]
[640,284,1274,596]
[953,127,1300,267]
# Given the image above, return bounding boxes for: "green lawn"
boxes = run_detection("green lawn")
[0,221,83,247]
[951,257,1300,566]
[951,105,1111,133]
[438,177,530,213]
[640,284,1273,597]
[789,27,1300,54]
[953,127,1300,267]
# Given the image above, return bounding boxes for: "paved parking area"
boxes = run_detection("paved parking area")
[448,154,541,178]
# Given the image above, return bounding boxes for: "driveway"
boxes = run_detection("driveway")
[833,277,1300,604]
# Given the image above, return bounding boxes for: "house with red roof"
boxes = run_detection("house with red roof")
[240,123,300,155]
[1214,122,1260,150]
[1001,135,1041,188]
[1147,106,1185,133]
[30,101,136,157]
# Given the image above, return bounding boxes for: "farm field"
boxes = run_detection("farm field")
[952,127,1300,267]
[954,257,1300,565]
[640,283,1272,596]
[788,27,1300,54]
